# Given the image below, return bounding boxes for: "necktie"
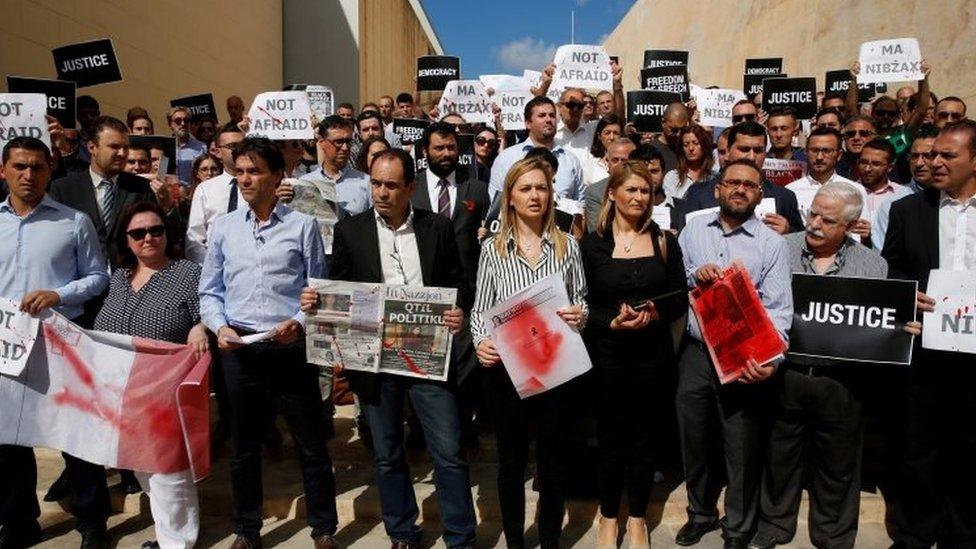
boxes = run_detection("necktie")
[227,178,238,212]
[437,178,452,219]
[98,180,116,230]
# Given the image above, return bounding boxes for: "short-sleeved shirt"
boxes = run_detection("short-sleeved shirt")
[94,259,201,344]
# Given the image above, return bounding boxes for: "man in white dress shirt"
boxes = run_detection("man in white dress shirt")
[185,124,245,264]
[786,127,868,230]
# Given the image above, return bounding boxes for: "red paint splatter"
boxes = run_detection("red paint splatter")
[52,390,120,427]
[523,377,545,393]
[502,303,563,376]
[43,324,94,388]
[398,349,427,377]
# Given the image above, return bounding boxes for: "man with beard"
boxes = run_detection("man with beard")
[676,158,792,549]
[167,106,208,185]
[855,138,904,245]
[786,127,867,226]
[871,124,940,250]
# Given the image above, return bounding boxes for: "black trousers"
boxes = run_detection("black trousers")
[675,340,767,541]
[488,366,569,549]
[593,335,665,519]
[222,340,338,539]
[756,368,862,549]
[890,354,976,549]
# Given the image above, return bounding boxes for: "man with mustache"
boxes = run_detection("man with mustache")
[786,127,867,227]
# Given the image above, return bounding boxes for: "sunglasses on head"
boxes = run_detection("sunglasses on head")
[126,225,166,240]
[475,136,498,147]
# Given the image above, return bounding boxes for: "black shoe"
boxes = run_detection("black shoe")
[43,469,70,502]
[748,532,778,549]
[119,470,142,494]
[0,523,42,549]
[80,530,109,549]
[675,519,720,546]
[724,538,748,549]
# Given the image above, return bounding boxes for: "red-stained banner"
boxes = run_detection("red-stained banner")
[690,262,787,384]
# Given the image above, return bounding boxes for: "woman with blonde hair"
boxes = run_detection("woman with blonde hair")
[470,156,587,549]
[581,160,688,548]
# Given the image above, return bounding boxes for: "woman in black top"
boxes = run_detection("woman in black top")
[580,161,688,549]
[94,201,208,548]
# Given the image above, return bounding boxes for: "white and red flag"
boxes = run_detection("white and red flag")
[0,305,211,481]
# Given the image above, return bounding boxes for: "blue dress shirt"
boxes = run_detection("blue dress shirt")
[299,164,372,218]
[488,138,584,201]
[199,202,327,333]
[678,212,793,343]
[0,195,109,319]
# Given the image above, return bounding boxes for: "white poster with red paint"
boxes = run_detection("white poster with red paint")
[0,311,211,481]
[0,299,40,376]
[482,274,592,399]
[305,279,456,381]
[923,269,976,354]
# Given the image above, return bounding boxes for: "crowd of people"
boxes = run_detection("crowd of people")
[0,52,974,549]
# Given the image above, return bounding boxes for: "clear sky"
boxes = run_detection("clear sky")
[422,0,635,79]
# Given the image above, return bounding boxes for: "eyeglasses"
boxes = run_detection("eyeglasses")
[874,109,899,117]
[325,138,353,148]
[126,225,166,240]
[732,113,756,123]
[806,147,838,157]
[843,129,875,139]
[475,136,498,147]
[217,142,240,151]
[937,111,965,121]
[563,101,585,110]
[721,179,761,190]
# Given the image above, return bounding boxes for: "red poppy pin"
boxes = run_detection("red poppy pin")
[464,199,476,212]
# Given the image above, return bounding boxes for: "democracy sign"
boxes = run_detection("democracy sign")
[170,93,216,121]
[550,44,613,91]
[52,38,122,88]
[762,77,817,119]
[745,57,784,76]
[392,118,429,145]
[0,93,52,150]
[643,49,688,69]
[417,55,460,92]
[744,73,786,99]
[857,38,924,84]
[640,65,690,102]
[0,299,40,376]
[923,269,976,354]
[247,91,313,140]
[437,80,493,124]
[762,158,807,187]
[790,274,916,364]
[824,69,875,103]
[692,87,746,127]
[305,85,334,120]
[6,76,76,128]
[627,90,681,133]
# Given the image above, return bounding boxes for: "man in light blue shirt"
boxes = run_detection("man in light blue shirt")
[197,137,339,548]
[0,137,110,548]
[168,106,209,185]
[673,159,793,548]
[489,96,584,200]
[299,115,372,218]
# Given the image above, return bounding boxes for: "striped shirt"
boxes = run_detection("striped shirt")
[470,231,588,346]
[678,212,793,342]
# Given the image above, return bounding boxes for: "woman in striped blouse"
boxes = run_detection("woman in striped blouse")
[470,156,588,549]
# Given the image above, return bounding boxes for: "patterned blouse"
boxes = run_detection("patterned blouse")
[94,259,201,344]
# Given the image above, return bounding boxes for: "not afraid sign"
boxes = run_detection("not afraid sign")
[6,76,76,128]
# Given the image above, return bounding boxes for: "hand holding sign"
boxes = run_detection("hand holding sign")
[857,38,925,84]
[0,94,52,149]
[550,45,612,91]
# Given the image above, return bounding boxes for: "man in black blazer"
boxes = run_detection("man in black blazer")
[881,120,976,548]
[48,116,157,269]
[309,149,476,549]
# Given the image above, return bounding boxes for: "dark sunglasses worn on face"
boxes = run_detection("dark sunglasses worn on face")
[563,101,585,110]
[732,113,756,123]
[475,136,498,147]
[937,111,965,121]
[843,129,875,139]
[874,109,899,117]
[127,225,166,240]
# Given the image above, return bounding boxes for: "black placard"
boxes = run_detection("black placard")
[762,77,817,118]
[824,70,874,103]
[392,118,429,145]
[6,76,76,128]
[129,135,177,175]
[643,49,688,69]
[789,274,917,365]
[417,56,460,92]
[875,82,888,94]
[51,38,122,88]
[744,73,787,99]
[283,83,308,91]
[414,132,477,181]
[170,93,216,122]
[609,55,619,65]
[640,65,689,102]
[745,57,783,76]
[626,90,682,132]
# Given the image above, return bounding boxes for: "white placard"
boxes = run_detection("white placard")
[922,269,976,354]
[247,91,314,140]
[0,93,52,149]
[0,299,40,376]
[522,69,562,102]
[305,85,334,121]
[857,38,924,84]
[693,87,747,128]
[550,44,613,91]
[481,75,534,131]
[437,80,494,125]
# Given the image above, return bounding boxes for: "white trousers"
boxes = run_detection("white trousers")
[134,470,199,549]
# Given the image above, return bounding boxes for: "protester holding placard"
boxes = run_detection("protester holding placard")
[166,107,208,185]
[786,127,866,225]
[580,161,687,549]
[299,115,372,218]
[662,125,715,200]
[471,156,587,549]
[582,114,624,187]
[764,108,803,161]
[304,148,477,549]
[676,158,792,548]
[0,137,110,549]
[881,120,976,548]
